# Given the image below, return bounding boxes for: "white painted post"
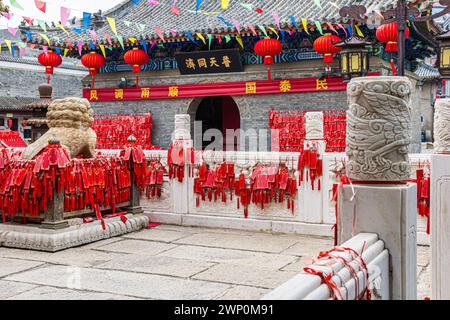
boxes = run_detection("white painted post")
[299,112,325,224]
[431,98,450,300]
[172,114,192,214]
[338,76,417,300]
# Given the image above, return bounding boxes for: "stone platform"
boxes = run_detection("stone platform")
[0,224,431,300]
[0,214,149,252]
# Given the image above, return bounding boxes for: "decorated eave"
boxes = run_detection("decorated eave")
[20,0,417,54]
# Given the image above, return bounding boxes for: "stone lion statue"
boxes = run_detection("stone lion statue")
[22,97,97,160]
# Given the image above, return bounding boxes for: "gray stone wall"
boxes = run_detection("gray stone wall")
[0,66,84,99]
[87,57,423,152]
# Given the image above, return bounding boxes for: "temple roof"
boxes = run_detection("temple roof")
[0,97,42,111]
[414,61,441,80]
[22,0,406,50]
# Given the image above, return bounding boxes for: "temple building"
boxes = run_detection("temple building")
[21,0,440,152]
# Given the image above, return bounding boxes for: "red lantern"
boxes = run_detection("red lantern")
[376,21,409,53]
[313,34,342,63]
[81,52,106,89]
[124,48,149,87]
[38,51,62,84]
[253,38,283,80]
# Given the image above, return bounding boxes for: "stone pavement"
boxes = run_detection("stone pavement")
[0,224,431,300]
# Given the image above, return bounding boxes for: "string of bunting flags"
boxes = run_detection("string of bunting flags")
[0,0,375,59]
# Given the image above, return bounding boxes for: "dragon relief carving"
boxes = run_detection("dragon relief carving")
[346,77,412,181]
[434,99,450,153]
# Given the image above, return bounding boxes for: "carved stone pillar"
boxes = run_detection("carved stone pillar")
[174,114,191,140]
[305,111,324,140]
[346,76,412,182]
[431,99,450,299]
[338,76,417,300]
[433,98,450,153]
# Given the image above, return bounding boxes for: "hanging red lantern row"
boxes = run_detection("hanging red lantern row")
[376,21,410,75]
[313,34,342,73]
[253,38,283,80]
[298,143,323,191]
[81,51,106,89]
[124,47,149,87]
[38,51,62,84]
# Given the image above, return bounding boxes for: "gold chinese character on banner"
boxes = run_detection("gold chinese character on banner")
[185,58,196,69]
[245,82,257,94]
[89,90,98,101]
[209,57,219,67]
[222,55,231,68]
[168,86,179,97]
[115,88,124,100]
[197,58,207,68]
[141,88,151,99]
[316,79,328,90]
[279,80,292,93]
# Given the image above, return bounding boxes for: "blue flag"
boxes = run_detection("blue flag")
[55,48,61,55]
[25,30,33,41]
[131,0,140,4]
[185,31,198,45]
[289,16,299,31]
[140,39,147,53]
[346,24,353,37]
[196,0,202,12]
[83,12,91,32]
[217,16,233,27]
[89,42,95,50]
[280,29,285,42]
[72,27,82,34]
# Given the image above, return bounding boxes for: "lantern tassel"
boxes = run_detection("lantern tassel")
[267,67,271,81]
[136,75,139,87]
[47,75,50,84]
[91,75,95,89]
[323,54,333,64]
[386,41,398,53]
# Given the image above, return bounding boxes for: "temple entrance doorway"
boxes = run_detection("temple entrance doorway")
[189,96,240,151]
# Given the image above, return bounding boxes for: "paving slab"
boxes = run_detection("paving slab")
[0,257,45,278]
[0,280,37,299]
[158,245,297,270]
[280,239,333,257]
[5,265,231,300]
[122,228,192,243]
[193,263,297,289]
[281,256,315,272]
[6,286,141,300]
[174,232,299,253]
[96,254,215,278]
[0,247,126,267]
[94,239,177,255]
[214,285,270,300]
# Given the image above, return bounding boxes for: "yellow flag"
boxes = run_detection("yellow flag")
[221,0,230,9]
[99,44,106,58]
[4,39,12,55]
[129,37,137,44]
[235,35,244,49]
[39,33,51,45]
[57,23,70,37]
[268,27,279,39]
[355,25,364,37]
[106,17,117,36]
[63,48,69,57]
[196,33,206,44]
[302,18,310,35]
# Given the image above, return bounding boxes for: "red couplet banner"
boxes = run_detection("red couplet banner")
[83,74,379,102]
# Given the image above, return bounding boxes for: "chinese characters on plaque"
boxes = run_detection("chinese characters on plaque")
[175,49,244,75]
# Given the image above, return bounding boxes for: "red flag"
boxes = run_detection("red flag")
[23,17,34,25]
[35,0,46,13]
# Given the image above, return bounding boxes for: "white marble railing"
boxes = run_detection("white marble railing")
[261,233,389,300]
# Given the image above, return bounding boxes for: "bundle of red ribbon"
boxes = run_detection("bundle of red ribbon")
[415,169,430,234]
[298,143,323,190]
[269,110,346,152]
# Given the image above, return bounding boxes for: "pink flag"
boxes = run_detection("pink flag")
[103,33,112,46]
[169,29,177,37]
[77,41,83,56]
[171,6,180,16]
[156,27,165,42]
[88,29,97,42]
[35,0,46,13]
[326,22,339,35]
[43,46,48,55]
[272,12,281,30]
[148,0,159,5]
[29,44,36,49]
[60,7,71,26]
[7,27,18,36]
[337,23,348,37]
[21,47,26,57]
[216,35,222,44]
[232,20,240,33]
[246,22,257,35]
[67,39,73,49]
[2,12,13,20]
[150,41,157,49]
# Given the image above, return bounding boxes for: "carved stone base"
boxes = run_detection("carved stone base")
[40,220,69,230]
[0,214,149,252]
[126,206,144,215]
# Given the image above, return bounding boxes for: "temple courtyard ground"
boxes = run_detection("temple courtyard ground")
[0,224,431,300]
